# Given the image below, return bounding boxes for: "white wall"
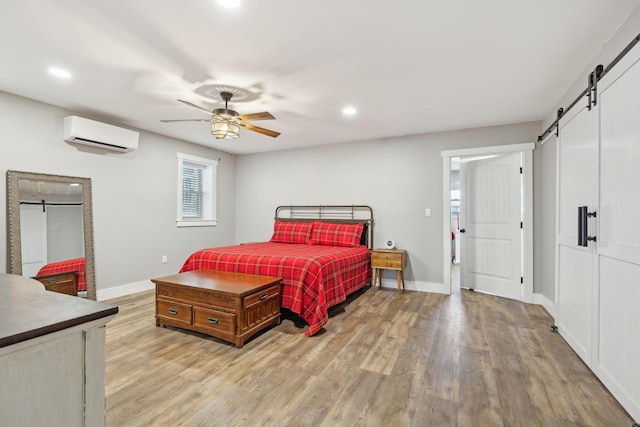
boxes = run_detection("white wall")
[235,122,541,290]
[533,135,556,305]
[542,6,640,130]
[0,91,237,293]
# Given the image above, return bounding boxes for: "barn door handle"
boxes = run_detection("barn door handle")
[578,206,597,247]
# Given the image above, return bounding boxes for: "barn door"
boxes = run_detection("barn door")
[555,103,598,366]
[556,45,640,421]
[592,49,640,422]
[19,204,47,276]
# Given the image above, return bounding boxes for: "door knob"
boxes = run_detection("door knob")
[459,229,466,233]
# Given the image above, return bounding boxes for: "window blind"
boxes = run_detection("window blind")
[181,161,204,219]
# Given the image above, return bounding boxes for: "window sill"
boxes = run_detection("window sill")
[176,220,217,228]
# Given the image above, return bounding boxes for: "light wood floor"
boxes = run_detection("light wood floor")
[104,286,633,427]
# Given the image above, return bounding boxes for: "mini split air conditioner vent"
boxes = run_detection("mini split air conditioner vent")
[63,116,139,152]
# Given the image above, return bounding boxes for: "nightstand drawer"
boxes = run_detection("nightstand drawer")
[371,251,404,269]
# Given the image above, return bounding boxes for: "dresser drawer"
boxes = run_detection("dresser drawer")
[193,307,236,333]
[371,251,404,269]
[157,299,192,324]
[244,285,280,309]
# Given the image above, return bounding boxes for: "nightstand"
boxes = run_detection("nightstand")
[371,249,407,293]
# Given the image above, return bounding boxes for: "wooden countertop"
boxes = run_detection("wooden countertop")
[0,273,118,348]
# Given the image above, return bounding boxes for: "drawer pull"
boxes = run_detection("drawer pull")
[47,279,59,284]
[259,293,269,300]
[168,309,178,315]
[208,318,219,324]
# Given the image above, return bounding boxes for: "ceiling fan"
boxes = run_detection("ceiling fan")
[161,91,280,139]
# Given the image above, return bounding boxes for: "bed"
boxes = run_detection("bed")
[179,205,374,336]
[36,257,86,292]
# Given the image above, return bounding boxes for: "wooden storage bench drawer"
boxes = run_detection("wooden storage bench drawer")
[157,299,192,325]
[193,306,236,333]
[33,271,78,296]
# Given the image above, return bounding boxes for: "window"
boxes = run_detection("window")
[176,153,217,227]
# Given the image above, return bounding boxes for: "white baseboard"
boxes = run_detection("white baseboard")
[533,292,556,319]
[97,280,154,301]
[378,279,449,294]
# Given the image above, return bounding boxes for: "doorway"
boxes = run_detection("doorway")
[441,143,534,302]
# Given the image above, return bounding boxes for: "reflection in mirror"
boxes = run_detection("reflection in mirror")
[19,180,84,276]
[7,171,96,300]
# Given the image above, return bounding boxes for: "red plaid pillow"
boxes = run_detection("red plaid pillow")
[309,221,364,247]
[270,221,313,244]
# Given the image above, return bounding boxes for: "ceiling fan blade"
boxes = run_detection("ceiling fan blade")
[238,122,280,138]
[177,99,213,114]
[237,112,275,121]
[161,118,211,123]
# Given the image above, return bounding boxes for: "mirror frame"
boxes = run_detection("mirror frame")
[7,170,96,300]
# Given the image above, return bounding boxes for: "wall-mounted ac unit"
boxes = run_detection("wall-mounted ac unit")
[63,116,139,152]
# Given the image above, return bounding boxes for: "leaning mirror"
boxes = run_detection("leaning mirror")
[7,171,96,300]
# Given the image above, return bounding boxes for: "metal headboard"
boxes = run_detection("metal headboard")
[275,205,374,249]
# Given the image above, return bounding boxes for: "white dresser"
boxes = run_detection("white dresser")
[0,274,117,427]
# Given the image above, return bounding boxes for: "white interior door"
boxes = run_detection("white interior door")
[20,204,47,276]
[459,153,522,300]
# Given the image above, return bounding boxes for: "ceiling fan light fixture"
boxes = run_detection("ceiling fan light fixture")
[211,117,239,139]
[213,108,239,119]
[166,91,278,139]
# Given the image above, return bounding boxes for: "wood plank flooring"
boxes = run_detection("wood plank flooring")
[104,287,634,426]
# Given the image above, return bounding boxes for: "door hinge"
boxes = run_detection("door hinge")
[520,221,523,229]
[519,167,523,174]
[520,277,524,284]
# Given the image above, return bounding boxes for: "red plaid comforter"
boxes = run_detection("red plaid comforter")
[179,242,371,336]
[37,257,86,291]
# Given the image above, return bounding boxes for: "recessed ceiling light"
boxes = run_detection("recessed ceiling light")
[342,106,357,116]
[217,0,240,8]
[48,67,72,79]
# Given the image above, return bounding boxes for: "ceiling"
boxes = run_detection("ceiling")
[1,1,637,155]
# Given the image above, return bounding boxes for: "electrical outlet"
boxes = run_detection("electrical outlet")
[162,255,168,264]
[425,208,431,217]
